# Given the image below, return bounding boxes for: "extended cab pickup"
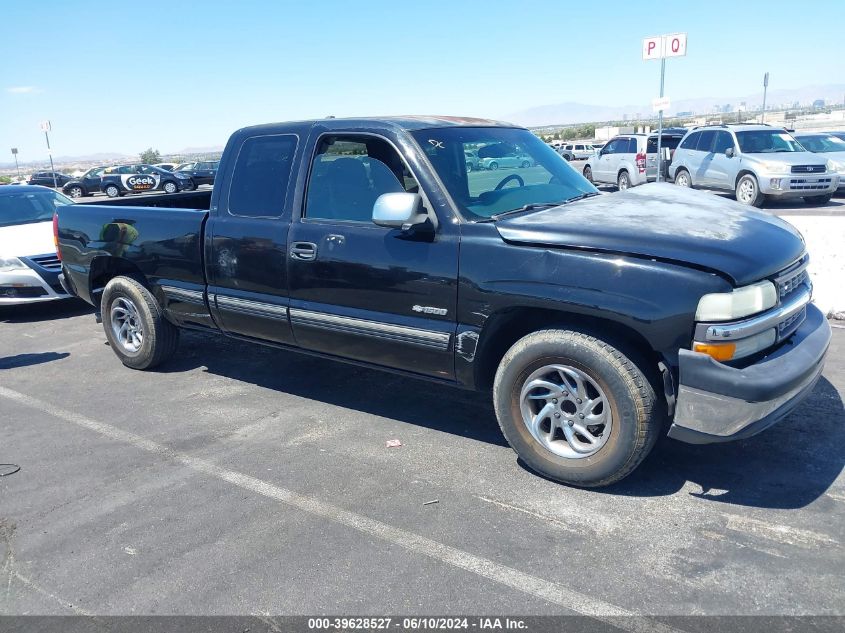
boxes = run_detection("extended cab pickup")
[56,116,831,487]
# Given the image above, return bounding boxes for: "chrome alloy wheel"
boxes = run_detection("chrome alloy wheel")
[519,364,612,459]
[110,297,144,354]
[737,177,756,204]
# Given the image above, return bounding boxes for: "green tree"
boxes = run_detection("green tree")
[140,148,161,164]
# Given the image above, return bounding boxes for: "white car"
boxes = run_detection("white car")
[0,185,74,305]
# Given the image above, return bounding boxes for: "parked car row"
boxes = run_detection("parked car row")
[60,162,219,198]
[584,124,842,206]
[465,149,534,171]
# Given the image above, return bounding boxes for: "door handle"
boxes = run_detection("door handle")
[290,241,317,261]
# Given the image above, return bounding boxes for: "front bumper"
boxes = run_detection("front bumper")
[0,267,70,306]
[758,172,839,197]
[668,303,831,444]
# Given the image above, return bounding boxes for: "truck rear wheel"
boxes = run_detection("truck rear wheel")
[493,329,661,487]
[101,276,179,370]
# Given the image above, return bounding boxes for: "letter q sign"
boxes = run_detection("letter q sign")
[642,33,687,60]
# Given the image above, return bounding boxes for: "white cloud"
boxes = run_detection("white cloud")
[7,86,40,94]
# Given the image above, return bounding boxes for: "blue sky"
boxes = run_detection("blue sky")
[2,0,843,161]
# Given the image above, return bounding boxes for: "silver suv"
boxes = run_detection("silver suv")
[668,124,839,206]
[583,129,686,190]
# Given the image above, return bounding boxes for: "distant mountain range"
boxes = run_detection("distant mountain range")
[508,83,845,127]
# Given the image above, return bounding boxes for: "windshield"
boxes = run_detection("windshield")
[0,190,73,228]
[411,127,596,220]
[797,135,845,153]
[735,130,803,153]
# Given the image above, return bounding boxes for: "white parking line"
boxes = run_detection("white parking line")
[0,385,685,633]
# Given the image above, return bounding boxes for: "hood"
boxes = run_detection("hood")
[0,221,57,258]
[495,184,805,286]
[742,151,826,167]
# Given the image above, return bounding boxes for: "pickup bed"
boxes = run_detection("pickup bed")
[56,116,831,487]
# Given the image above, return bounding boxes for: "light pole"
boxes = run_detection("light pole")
[11,148,20,180]
[39,121,58,188]
[762,72,769,123]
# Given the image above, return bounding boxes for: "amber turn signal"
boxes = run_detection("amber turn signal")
[693,341,736,361]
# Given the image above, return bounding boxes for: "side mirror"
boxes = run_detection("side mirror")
[372,192,431,231]
[725,147,735,158]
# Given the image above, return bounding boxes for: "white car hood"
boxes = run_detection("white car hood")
[0,221,56,258]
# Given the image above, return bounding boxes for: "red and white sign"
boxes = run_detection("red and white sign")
[642,33,687,60]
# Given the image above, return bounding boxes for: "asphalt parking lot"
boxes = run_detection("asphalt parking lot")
[1,300,843,618]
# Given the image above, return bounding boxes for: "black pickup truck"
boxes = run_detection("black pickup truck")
[55,116,831,487]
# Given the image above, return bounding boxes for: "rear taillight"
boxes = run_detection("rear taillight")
[53,212,62,261]
[636,152,646,172]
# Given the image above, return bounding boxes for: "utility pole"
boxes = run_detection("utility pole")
[762,72,769,123]
[656,57,666,182]
[10,148,20,180]
[39,121,58,188]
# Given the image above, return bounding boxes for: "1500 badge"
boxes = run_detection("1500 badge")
[412,305,447,316]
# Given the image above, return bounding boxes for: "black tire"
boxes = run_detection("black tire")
[163,181,178,194]
[101,276,179,370]
[735,174,764,207]
[67,185,84,198]
[104,184,120,198]
[674,168,691,188]
[617,170,630,190]
[466,162,474,172]
[521,160,530,168]
[583,165,593,182]
[489,162,499,170]
[563,154,572,161]
[493,329,661,487]
[803,194,832,206]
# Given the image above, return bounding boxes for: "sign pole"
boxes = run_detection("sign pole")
[11,148,20,180]
[761,72,769,123]
[44,131,57,188]
[656,57,666,183]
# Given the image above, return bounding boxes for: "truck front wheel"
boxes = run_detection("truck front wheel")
[493,329,661,487]
[101,276,179,370]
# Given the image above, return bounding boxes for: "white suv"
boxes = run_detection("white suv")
[668,124,839,206]
[558,143,598,161]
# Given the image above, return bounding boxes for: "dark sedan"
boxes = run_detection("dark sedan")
[62,166,109,198]
[174,160,219,187]
[27,171,72,188]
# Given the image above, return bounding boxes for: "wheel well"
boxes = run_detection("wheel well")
[88,257,148,308]
[617,168,629,178]
[473,307,660,391]
[735,170,756,187]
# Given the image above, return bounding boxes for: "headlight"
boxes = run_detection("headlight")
[828,159,844,172]
[695,280,777,321]
[176,173,190,179]
[758,161,785,172]
[0,256,28,272]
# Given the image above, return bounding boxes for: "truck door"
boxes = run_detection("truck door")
[205,133,300,345]
[287,132,459,380]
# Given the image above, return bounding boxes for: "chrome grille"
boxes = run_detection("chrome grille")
[778,268,808,299]
[790,165,825,174]
[778,306,806,339]
[30,254,61,270]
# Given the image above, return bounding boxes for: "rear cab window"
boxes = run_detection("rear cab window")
[227,134,298,218]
